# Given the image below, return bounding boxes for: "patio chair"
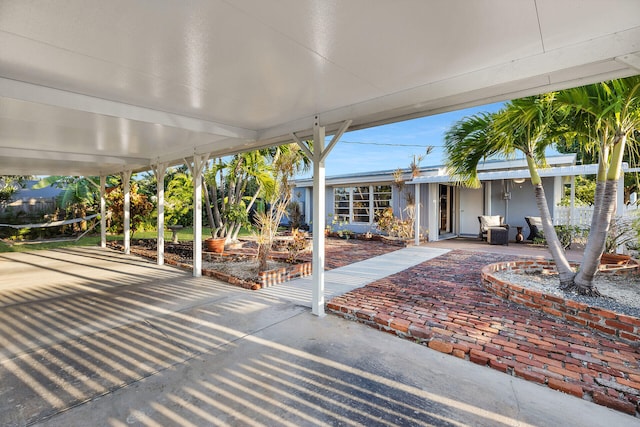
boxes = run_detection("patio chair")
[478,215,509,241]
[525,216,543,241]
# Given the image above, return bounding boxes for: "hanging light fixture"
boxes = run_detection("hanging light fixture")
[513,178,526,184]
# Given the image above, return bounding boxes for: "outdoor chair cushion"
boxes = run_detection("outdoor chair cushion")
[479,215,504,230]
[478,215,508,240]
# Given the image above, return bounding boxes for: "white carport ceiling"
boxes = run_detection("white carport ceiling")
[1,0,639,176]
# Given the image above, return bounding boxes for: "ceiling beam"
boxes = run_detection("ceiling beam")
[616,52,640,72]
[0,77,258,140]
[0,146,149,166]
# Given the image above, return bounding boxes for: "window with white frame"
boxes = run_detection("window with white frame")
[333,184,392,223]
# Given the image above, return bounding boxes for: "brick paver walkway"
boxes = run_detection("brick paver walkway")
[328,249,640,417]
[298,237,403,269]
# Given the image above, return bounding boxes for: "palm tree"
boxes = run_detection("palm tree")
[556,76,640,295]
[204,151,273,242]
[0,175,32,206]
[254,144,309,271]
[203,143,310,244]
[445,94,576,287]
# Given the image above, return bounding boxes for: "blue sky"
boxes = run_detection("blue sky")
[299,101,505,178]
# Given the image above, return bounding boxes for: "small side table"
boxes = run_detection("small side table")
[487,227,509,245]
[167,225,184,243]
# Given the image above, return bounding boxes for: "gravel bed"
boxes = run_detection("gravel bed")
[202,259,290,282]
[493,270,640,318]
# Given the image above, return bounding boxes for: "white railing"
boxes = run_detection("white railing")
[554,204,640,228]
[553,206,594,227]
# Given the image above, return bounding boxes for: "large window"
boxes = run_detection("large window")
[333,185,392,223]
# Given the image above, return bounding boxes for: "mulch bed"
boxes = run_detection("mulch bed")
[114,237,403,272]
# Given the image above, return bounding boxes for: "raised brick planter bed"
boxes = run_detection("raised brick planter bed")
[110,241,312,290]
[481,259,640,342]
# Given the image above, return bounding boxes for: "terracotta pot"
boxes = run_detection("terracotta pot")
[205,237,225,253]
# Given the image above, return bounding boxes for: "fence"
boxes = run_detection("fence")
[554,204,640,228]
[0,198,57,214]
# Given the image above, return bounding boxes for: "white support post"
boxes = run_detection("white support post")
[484,181,492,214]
[414,183,421,246]
[153,163,168,265]
[570,175,576,227]
[428,183,439,242]
[617,174,625,215]
[311,120,326,317]
[617,175,625,254]
[100,175,106,248]
[186,154,210,277]
[122,170,132,254]
[304,187,311,227]
[295,117,349,316]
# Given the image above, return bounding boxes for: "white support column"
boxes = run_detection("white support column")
[122,170,132,255]
[294,117,350,317]
[304,187,311,226]
[617,175,625,254]
[570,175,576,227]
[414,183,421,246]
[100,175,106,248]
[617,174,625,215]
[312,121,326,316]
[484,181,492,214]
[153,163,168,266]
[428,183,439,242]
[185,154,210,277]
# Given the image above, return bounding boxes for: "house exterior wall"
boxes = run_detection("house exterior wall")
[484,177,557,240]
[293,181,403,235]
[292,157,591,242]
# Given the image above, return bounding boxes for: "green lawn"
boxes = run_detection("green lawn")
[0,227,252,253]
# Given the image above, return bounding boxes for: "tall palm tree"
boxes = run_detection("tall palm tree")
[0,175,32,206]
[203,143,310,243]
[445,94,576,287]
[556,76,640,295]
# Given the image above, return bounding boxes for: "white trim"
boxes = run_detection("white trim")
[409,164,607,184]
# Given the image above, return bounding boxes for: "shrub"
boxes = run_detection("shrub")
[375,207,413,239]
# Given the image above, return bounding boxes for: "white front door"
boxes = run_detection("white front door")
[459,186,484,236]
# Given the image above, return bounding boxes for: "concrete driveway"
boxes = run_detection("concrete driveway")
[0,247,635,426]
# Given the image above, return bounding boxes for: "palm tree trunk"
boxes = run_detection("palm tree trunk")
[202,178,215,236]
[572,179,617,295]
[524,156,574,286]
[573,135,626,295]
[534,184,575,286]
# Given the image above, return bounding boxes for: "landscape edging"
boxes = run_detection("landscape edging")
[481,260,640,342]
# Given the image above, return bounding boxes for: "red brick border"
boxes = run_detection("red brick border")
[481,260,640,342]
[116,243,312,290]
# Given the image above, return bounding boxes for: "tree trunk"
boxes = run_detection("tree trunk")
[534,184,575,287]
[572,180,617,295]
[257,241,269,272]
[210,162,223,235]
[202,178,215,236]
[572,135,626,295]
[524,156,574,287]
